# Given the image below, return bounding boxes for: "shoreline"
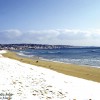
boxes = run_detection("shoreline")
[37,57,100,69]
[2,50,100,82]
[17,50,100,69]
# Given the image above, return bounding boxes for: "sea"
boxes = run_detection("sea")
[15,47,100,68]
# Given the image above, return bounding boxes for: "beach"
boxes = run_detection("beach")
[3,50,100,82]
[0,50,100,100]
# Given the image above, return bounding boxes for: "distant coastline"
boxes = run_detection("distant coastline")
[0,43,99,50]
[0,44,74,50]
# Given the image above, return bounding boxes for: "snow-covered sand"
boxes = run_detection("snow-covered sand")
[0,50,100,100]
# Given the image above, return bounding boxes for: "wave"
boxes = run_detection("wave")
[19,50,31,54]
[17,52,34,58]
[45,51,62,54]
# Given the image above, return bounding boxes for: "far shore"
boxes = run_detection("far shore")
[2,50,100,82]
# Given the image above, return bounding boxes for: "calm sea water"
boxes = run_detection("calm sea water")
[15,47,100,68]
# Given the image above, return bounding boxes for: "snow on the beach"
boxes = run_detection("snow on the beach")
[0,51,100,100]
[0,50,7,57]
[0,50,7,54]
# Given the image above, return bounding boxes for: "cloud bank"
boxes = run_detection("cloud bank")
[0,29,100,46]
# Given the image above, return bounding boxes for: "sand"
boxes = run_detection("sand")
[0,50,100,100]
[2,50,100,82]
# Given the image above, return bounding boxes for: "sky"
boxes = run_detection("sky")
[0,0,100,46]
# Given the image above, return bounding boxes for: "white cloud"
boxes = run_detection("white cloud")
[0,29,100,46]
[0,29,22,39]
[25,30,59,40]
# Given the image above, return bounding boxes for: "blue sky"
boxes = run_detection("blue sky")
[0,0,100,46]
